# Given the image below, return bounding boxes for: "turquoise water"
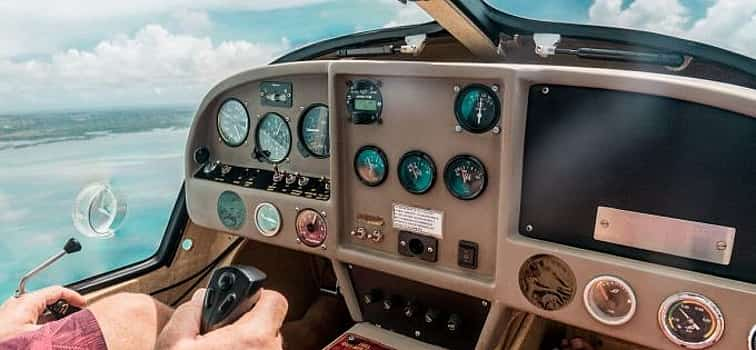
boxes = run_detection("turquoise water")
[0,109,192,298]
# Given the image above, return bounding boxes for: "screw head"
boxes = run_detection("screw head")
[414,330,421,338]
[295,238,301,244]
[525,224,534,232]
[600,219,610,228]
[453,85,460,92]
[716,241,727,250]
[426,246,434,254]
[492,126,501,134]
[455,125,463,133]
[491,84,499,92]
[482,300,489,308]
[541,87,550,95]
[400,240,407,247]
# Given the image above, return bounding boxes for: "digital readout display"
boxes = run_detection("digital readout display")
[354,99,378,112]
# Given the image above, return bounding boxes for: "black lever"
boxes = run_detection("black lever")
[16,238,83,320]
[201,265,267,334]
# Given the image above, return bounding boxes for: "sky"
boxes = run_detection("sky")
[0,0,753,113]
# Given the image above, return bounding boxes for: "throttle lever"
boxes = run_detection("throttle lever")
[16,238,83,320]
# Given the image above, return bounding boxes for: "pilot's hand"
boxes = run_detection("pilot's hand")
[156,288,288,350]
[0,286,87,342]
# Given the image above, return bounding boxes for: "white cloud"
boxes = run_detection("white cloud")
[0,25,289,111]
[0,0,329,58]
[589,0,756,57]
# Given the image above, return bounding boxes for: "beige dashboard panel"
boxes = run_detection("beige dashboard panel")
[185,60,756,350]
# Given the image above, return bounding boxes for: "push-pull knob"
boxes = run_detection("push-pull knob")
[383,295,400,311]
[403,300,418,318]
[424,308,441,324]
[362,289,382,305]
[447,313,461,332]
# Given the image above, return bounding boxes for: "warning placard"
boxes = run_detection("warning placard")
[391,203,444,239]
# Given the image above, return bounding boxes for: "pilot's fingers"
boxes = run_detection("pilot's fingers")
[159,288,205,342]
[235,289,288,337]
[17,286,87,316]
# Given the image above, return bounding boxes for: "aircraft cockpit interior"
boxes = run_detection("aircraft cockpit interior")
[1,1,754,350]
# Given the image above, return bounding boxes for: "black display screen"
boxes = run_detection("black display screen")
[520,84,756,283]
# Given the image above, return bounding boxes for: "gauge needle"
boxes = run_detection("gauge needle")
[476,96,483,124]
[263,217,277,224]
[306,128,320,132]
[679,309,701,330]
[599,286,610,302]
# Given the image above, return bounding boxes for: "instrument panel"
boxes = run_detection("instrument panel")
[184,61,756,350]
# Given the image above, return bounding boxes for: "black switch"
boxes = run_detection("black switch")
[458,240,478,269]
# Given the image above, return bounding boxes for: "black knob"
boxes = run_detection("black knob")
[424,308,441,324]
[383,295,400,311]
[194,147,210,164]
[362,289,382,305]
[447,313,461,332]
[63,238,82,254]
[403,299,418,318]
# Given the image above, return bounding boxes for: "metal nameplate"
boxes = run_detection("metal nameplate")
[594,207,735,265]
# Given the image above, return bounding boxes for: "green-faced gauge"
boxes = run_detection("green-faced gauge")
[217,191,245,230]
[217,99,250,146]
[354,146,388,186]
[454,84,501,133]
[254,202,281,237]
[255,112,291,163]
[444,155,487,200]
[398,151,436,194]
[298,104,329,158]
[659,292,724,349]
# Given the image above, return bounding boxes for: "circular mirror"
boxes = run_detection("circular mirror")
[72,183,127,239]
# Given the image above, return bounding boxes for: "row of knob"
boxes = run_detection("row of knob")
[363,289,462,332]
[272,168,311,187]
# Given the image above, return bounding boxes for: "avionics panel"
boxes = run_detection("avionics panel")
[520,84,756,283]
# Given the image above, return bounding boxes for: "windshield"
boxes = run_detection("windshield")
[485,0,755,59]
[0,0,430,297]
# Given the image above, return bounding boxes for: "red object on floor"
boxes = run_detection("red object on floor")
[0,309,107,350]
[325,333,395,350]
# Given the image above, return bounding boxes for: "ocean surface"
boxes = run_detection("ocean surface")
[0,107,194,298]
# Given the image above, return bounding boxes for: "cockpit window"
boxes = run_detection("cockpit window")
[0,1,430,297]
[484,0,755,59]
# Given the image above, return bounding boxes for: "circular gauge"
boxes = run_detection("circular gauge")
[398,151,436,194]
[217,191,245,230]
[255,112,291,163]
[583,275,637,326]
[454,84,501,133]
[217,99,250,147]
[749,324,756,350]
[298,104,330,158]
[354,146,388,186]
[444,155,487,200]
[295,209,327,247]
[518,254,576,311]
[346,79,383,124]
[254,202,281,237]
[658,292,724,349]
